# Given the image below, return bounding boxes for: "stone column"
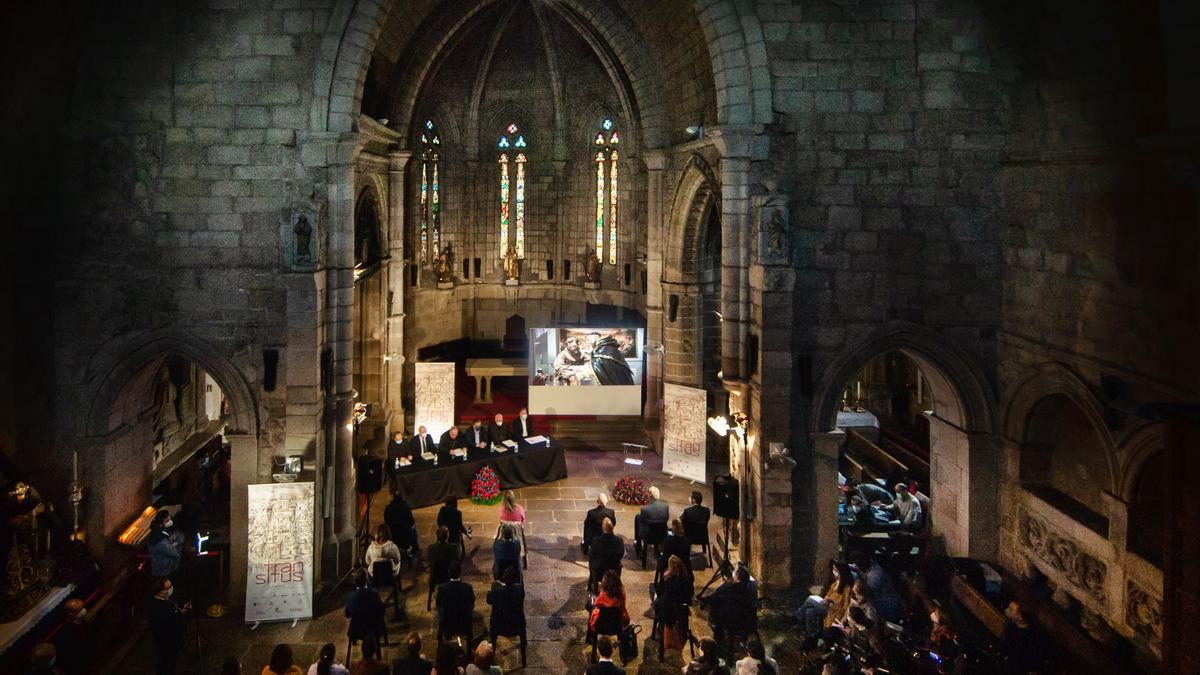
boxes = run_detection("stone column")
[928,413,970,556]
[718,154,750,379]
[227,432,258,601]
[808,430,844,586]
[386,151,411,426]
[643,151,667,422]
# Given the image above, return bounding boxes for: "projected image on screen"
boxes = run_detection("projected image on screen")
[529,328,643,387]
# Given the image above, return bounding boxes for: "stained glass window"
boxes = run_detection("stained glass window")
[498,124,527,259]
[419,120,441,263]
[593,118,619,266]
[498,153,509,259]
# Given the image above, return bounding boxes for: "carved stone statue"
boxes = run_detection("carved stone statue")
[435,244,455,284]
[503,245,520,281]
[757,177,790,263]
[584,248,601,283]
[293,214,312,261]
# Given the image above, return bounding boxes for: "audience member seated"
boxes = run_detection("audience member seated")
[1003,601,1047,673]
[487,566,527,668]
[264,643,304,675]
[734,639,777,675]
[793,560,853,644]
[589,570,630,634]
[927,606,955,655]
[680,491,711,560]
[585,638,626,675]
[849,552,904,623]
[492,524,522,581]
[345,570,386,658]
[657,518,693,584]
[432,641,464,675]
[582,493,616,555]
[499,490,525,525]
[384,492,421,560]
[427,526,462,611]
[437,497,470,554]
[365,524,402,580]
[438,426,467,461]
[390,632,433,675]
[463,641,501,675]
[587,518,624,592]
[634,486,669,555]
[436,568,476,644]
[306,643,348,675]
[654,554,694,654]
[684,636,730,675]
[349,636,388,675]
[509,407,534,441]
[488,413,509,447]
[874,482,921,529]
[700,565,758,647]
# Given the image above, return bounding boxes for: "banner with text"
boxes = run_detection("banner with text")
[662,383,707,483]
[245,482,314,624]
[414,362,456,438]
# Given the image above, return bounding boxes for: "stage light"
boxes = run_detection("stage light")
[708,415,730,437]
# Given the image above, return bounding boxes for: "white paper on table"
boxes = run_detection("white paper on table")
[398,458,412,467]
[525,435,548,446]
[421,452,436,461]
[502,440,518,449]
[491,444,508,453]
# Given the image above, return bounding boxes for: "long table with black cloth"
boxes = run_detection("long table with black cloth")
[391,441,567,508]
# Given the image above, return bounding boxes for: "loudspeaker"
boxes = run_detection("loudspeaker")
[263,349,279,392]
[712,475,739,519]
[355,456,383,494]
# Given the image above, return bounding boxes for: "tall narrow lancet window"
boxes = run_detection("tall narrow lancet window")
[418,120,441,263]
[497,123,528,259]
[593,118,619,264]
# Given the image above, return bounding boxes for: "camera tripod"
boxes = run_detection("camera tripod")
[324,490,376,599]
[698,516,736,598]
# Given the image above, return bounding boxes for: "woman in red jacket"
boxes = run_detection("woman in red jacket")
[589,569,630,632]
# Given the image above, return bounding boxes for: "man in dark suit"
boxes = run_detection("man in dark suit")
[634,486,669,554]
[586,636,626,675]
[510,407,534,441]
[345,569,386,657]
[582,493,616,554]
[148,577,191,675]
[680,490,711,554]
[391,632,433,675]
[437,425,466,462]
[386,430,408,492]
[587,518,624,593]
[436,570,475,643]
[384,491,420,555]
[409,425,435,459]
[467,418,489,456]
[488,412,509,447]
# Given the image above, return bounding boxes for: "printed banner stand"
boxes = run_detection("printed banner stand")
[414,362,457,438]
[662,383,708,484]
[245,482,314,624]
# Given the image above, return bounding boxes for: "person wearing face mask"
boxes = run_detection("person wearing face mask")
[886,482,922,529]
[53,598,95,675]
[510,407,534,441]
[468,418,489,456]
[148,510,183,580]
[793,560,854,645]
[149,577,192,675]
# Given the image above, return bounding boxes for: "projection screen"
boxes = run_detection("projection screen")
[527,327,644,415]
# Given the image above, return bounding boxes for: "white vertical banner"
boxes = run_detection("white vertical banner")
[414,362,456,438]
[662,383,707,483]
[245,482,314,623]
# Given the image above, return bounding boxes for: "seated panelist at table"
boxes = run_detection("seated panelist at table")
[468,418,490,456]
[510,407,535,441]
[409,425,436,459]
[488,413,509,447]
[438,425,468,461]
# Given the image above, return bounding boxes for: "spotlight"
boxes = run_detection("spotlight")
[708,415,730,437]
[685,124,705,139]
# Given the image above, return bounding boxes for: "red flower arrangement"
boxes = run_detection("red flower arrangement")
[612,476,651,505]
[470,466,502,505]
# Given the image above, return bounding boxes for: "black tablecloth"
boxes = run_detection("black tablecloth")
[394,442,567,508]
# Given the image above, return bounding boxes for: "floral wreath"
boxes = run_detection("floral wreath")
[612,476,651,505]
[470,466,502,505]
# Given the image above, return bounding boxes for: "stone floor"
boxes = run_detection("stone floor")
[109,449,806,673]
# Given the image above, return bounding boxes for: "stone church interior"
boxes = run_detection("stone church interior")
[1,0,1197,673]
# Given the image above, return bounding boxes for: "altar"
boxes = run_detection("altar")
[465,358,528,403]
